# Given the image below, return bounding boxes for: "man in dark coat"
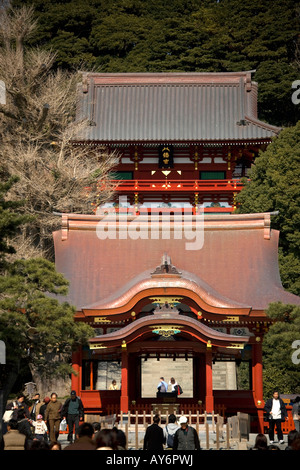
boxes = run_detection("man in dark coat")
[5,393,33,440]
[173,415,201,450]
[143,414,165,451]
[61,390,84,444]
[264,390,288,444]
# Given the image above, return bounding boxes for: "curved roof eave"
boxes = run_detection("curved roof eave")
[89,313,250,347]
[81,269,252,316]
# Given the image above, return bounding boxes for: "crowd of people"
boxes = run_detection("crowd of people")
[1,388,300,451]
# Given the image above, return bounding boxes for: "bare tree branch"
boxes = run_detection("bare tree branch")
[0,6,119,260]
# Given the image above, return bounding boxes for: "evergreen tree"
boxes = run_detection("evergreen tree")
[0,176,31,270]
[262,302,300,397]
[11,0,300,126]
[236,121,300,296]
[0,177,94,403]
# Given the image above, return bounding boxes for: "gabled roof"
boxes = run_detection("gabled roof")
[74,71,281,143]
[53,212,300,312]
[81,267,252,315]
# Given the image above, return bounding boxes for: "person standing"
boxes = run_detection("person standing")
[169,377,178,393]
[45,392,62,443]
[30,414,48,441]
[39,397,50,420]
[5,393,33,439]
[173,416,201,450]
[29,393,42,421]
[143,414,165,451]
[292,396,300,432]
[163,413,180,449]
[62,390,84,444]
[264,390,288,444]
[157,377,168,393]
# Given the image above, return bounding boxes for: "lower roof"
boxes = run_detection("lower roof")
[53,212,300,313]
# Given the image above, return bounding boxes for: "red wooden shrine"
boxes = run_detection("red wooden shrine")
[54,72,300,433]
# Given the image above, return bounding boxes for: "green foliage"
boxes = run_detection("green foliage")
[0,257,94,378]
[0,176,32,270]
[0,176,94,388]
[237,121,300,295]
[11,0,300,126]
[262,302,300,397]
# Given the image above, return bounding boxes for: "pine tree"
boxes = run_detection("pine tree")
[0,176,31,270]
[0,177,94,403]
[11,0,300,126]
[236,121,300,295]
[262,302,300,396]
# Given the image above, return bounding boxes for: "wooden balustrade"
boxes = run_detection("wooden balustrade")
[110,179,245,193]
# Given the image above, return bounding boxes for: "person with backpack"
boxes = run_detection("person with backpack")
[61,390,84,444]
[170,378,183,397]
[163,414,180,449]
[157,377,168,396]
[169,377,178,393]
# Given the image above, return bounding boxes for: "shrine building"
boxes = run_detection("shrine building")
[53,72,300,433]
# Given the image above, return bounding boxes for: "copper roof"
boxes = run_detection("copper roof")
[89,313,250,348]
[53,212,300,312]
[75,72,280,143]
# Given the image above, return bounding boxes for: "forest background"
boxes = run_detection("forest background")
[0,0,299,401]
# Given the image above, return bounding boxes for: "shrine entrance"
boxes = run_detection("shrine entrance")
[74,299,252,416]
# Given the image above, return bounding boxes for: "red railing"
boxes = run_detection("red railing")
[111,179,245,193]
[264,409,295,435]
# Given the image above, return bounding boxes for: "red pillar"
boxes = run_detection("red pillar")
[120,346,129,413]
[252,341,264,433]
[71,349,81,395]
[205,348,214,412]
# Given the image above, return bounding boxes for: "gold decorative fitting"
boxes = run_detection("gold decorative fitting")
[207,340,212,349]
[226,343,244,349]
[149,296,183,305]
[121,340,127,349]
[194,147,199,170]
[227,152,231,170]
[134,146,139,170]
[94,317,111,324]
[90,343,107,350]
[256,336,261,342]
[223,316,239,322]
[131,311,136,317]
[151,325,181,337]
